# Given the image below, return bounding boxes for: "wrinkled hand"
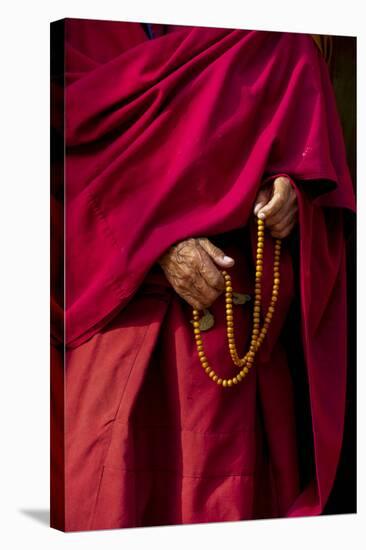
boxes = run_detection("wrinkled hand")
[253,176,298,238]
[159,238,235,310]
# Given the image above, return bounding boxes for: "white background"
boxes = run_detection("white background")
[0,0,363,548]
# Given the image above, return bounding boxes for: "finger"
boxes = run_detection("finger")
[177,247,221,306]
[253,186,272,215]
[190,272,221,308]
[270,208,298,233]
[265,205,298,228]
[271,220,296,239]
[198,238,235,268]
[264,190,297,226]
[196,247,226,291]
[257,177,290,221]
[180,291,205,311]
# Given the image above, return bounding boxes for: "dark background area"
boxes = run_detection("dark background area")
[324,35,356,515]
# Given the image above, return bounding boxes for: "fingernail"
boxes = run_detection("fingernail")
[223,255,234,264]
[258,212,266,220]
[253,203,263,215]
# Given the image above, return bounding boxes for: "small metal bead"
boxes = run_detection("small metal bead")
[217,378,223,385]
[222,380,228,387]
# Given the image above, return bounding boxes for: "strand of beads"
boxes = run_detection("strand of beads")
[192,217,281,388]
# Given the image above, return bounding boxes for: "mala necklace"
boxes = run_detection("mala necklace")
[192,218,281,388]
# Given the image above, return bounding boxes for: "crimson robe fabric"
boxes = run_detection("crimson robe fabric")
[51,19,355,531]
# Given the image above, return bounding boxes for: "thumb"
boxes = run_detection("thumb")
[253,185,271,215]
[198,238,235,268]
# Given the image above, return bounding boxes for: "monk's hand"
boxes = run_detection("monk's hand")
[158,238,235,310]
[253,176,298,238]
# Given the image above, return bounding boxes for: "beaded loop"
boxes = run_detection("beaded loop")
[192,218,281,388]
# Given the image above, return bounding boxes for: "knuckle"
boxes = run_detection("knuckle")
[180,274,194,288]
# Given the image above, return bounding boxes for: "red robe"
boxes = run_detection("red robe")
[51,19,355,531]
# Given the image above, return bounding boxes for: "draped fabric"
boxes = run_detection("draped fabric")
[51,19,355,530]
